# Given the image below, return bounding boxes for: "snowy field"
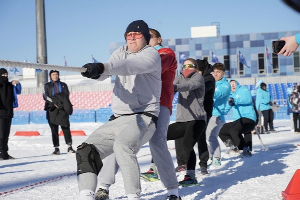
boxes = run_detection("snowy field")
[1,119,300,200]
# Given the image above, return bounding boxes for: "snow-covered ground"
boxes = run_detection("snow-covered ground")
[1,120,300,200]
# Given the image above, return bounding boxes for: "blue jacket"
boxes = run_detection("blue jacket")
[12,82,22,108]
[296,34,300,45]
[212,77,231,122]
[256,87,272,111]
[224,79,256,122]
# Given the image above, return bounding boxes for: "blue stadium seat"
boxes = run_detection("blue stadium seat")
[96,108,113,123]
[12,111,30,125]
[70,109,96,123]
[30,111,47,124]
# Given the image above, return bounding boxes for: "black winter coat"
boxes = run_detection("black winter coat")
[48,92,73,127]
[43,81,70,111]
[0,77,14,118]
[197,60,215,119]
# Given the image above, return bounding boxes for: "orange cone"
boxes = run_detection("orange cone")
[59,130,86,136]
[14,131,40,136]
[282,169,300,200]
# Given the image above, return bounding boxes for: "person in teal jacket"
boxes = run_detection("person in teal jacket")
[256,83,276,133]
[219,79,257,157]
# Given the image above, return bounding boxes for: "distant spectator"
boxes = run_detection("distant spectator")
[0,68,22,160]
[289,83,300,133]
[43,70,75,155]
[256,83,277,133]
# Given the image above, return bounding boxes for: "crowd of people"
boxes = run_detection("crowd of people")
[0,15,299,199]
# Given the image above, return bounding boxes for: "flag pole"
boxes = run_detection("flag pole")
[237,47,239,79]
[177,52,180,77]
[265,46,268,77]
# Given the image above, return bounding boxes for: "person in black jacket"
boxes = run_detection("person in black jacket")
[174,59,215,175]
[43,70,75,155]
[0,68,22,160]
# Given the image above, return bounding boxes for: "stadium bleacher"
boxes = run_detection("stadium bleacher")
[12,82,297,125]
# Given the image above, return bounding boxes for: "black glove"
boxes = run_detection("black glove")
[269,101,273,106]
[228,97,235,106]
[81,63,105,78]
[297,85,300,93]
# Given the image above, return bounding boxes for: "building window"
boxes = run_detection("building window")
[294,51,300,72]
[239,62,244,76]
[258,53,265,74]
[224,55,230,71]
[272,53,279,74]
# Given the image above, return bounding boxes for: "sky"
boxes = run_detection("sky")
[0,0,299,69]
[1,120,300,199]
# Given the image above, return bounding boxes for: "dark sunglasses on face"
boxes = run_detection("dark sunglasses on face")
[125,32,143,40]
[182,64,195,69]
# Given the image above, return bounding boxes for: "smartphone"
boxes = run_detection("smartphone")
[272,40,286,54]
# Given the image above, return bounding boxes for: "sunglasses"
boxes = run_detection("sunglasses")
[182,64,195,69]
[125,32,143,40]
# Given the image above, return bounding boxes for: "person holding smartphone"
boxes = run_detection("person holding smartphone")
[277,34,300,57]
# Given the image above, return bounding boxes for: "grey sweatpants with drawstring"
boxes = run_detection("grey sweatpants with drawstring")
[77,113,156,195]
[97,106,178,191]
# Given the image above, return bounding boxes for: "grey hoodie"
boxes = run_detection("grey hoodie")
[98,45,162,117]
[173,71,206,123]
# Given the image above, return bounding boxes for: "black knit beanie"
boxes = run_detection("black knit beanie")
[125,20,150,45]
[0,68,8,76]
[49,70,59,77]
[196,59,205,72]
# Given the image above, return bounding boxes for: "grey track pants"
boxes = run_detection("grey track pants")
[206,116,224,159]
[98,106,178,191]
[77,113,156,195]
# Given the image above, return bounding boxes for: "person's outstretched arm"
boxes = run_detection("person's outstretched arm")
[278,34,300,56]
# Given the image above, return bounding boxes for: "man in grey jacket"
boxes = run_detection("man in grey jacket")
[76,20,161,200]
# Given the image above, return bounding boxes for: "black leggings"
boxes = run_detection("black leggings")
[167,120,206,170]
[219,118,255,150]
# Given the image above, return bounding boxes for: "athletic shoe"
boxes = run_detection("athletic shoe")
[240,147,252,158]
[95,188,109,200]
[164,195,182,200]
[52,148,60,155]
[269,129,278,133]
[200,166,208,175]
[212,157,221,166]
[67,146,75,154]
[179,175,198,187]
[226,147,240,154]
[207,157,213,166]
[141,168,159,182]
[175,165,186,172]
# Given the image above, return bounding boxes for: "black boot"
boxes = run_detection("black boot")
[52,148,60,155]
[67,146,75,154]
